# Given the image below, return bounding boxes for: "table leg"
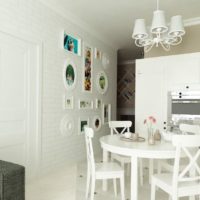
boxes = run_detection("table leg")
[149,159,153,184]
[131,156,138,200]
[102,149,108,191]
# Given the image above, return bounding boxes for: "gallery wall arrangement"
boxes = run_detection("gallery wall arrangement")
[61,31,112,137]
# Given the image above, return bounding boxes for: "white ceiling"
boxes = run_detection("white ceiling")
[39,0,200,50]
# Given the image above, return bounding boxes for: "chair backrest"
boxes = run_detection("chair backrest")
[172,135,200,189]
[109,121,132,135]
[179,123,200,135]
[84,127,95,174]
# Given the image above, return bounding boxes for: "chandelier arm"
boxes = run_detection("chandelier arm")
[170,36,182,46]
[135,39,144,47]
[160,42,170,51]
[144,42,155,53]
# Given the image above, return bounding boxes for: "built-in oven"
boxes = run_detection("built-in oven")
[168,90,200,132]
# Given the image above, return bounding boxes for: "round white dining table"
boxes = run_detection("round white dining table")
[100,134,176,200]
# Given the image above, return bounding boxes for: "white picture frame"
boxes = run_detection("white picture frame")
[63,59,77,91]
[93,116,102,131]
[94,48,102,60]
[63,96,74,109]
[95,99,102,109]
[83,43,93,93]
[79,117,89,135]
[63,31,82,56]
[78,99,93,110]
[96,71,108,94]
[102,104,111,124]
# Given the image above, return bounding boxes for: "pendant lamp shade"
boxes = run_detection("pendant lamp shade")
[132,19,148,39]
[168,15,185,37]
[151,10,168,33]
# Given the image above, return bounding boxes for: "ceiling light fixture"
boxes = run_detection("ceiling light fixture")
[132,0,185,52]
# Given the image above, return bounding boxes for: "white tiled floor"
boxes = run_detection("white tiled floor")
[26,156,189,200]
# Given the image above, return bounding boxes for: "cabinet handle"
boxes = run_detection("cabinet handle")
[179,92,182,95]
[179,96,182,98]
[186,86,189,89]
[163,122,166,124]
[163,127,166,130]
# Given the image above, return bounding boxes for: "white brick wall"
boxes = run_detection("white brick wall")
[0,0,117,174]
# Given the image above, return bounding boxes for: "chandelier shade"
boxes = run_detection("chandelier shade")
[132,0,185,52]
[168,15,185,37]
[151,10,168,33]
[132,19,148,39]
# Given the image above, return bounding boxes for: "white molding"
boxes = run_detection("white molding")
[38,0,118,50]
[118,60,135,66]
[184,17,200,27]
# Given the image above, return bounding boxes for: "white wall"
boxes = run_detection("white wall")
[0,0,117,174]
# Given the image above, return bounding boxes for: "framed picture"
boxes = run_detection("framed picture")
[102,104,111,124]
[96,71,108,94]
[78,99,93,109]
[93,116,102,131]
[95,99,102,109]
[94,48,102,60]
[83,43,93,93]
[79,117,89,135]
[63,59,77,90]
[63,32,81,56]
[63,96,73,109]
[60,115,74,136]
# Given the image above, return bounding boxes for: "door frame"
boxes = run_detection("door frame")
[0,29,43,178]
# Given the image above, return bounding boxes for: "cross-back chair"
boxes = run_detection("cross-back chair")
[151,135,200,200]
[85,127,125,200]
[109,121,143,186]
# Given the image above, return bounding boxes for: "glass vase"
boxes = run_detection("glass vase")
[148,128,155,145]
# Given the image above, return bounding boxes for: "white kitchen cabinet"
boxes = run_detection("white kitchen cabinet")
[135,59,164,137]
[135,53,200,136]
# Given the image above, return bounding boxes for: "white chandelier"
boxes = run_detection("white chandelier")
[132,0,185,52]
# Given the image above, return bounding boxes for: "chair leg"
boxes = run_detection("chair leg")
[149,159,154,184]
[157,160,161,174]
[139,158,143,186]
[113,178,117,197]
[90,177,95,200]
[86,169,91,199]
[120,176,125,200]
[151,179,156,200]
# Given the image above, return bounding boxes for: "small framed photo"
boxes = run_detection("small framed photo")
[95,99,102,109]
[93,116,102,131]
[102,104,111,124]
[78,99,93,110]
[79,117,89,135]
[63,32,81,56]
[96,71,108,94]
[63,96,74,109]
[94,48,102,60]
[63,59,77,91]
[83,43,93,93]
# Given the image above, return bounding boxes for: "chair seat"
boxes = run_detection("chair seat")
[95,162,124,179]
[112,153,131,163]
[152,173,200,197]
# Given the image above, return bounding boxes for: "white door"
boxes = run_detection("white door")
[0,32,40,179]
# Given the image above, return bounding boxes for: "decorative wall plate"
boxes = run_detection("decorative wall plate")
[63,59,77,91]
[96,71,108,94]
[60,115,74,136]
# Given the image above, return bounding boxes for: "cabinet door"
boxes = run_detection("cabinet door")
[163,53,200,91]
[135,60,164,137]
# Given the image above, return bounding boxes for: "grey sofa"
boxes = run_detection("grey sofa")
[0,160,25,200]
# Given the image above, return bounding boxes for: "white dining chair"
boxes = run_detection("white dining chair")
[158,123,200,173]
[85,127,125,200]
[151,135,200,200]
[109,121,143,186]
